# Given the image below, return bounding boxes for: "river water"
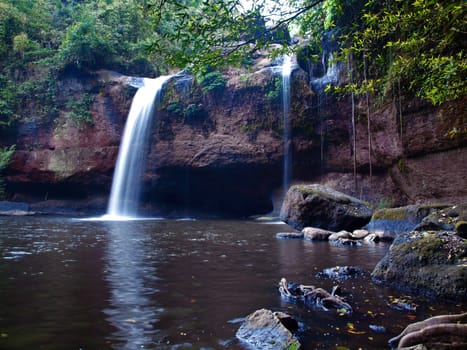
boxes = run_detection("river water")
[0,217,463,349]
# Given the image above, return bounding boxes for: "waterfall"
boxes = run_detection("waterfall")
[282,54,293,193]
[105,75,171,219]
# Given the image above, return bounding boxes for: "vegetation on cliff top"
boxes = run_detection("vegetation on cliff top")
[0,0,465,136]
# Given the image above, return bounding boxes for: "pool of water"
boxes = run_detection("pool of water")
[0,217,463,349]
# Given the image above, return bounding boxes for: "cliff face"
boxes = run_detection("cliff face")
[4,62,466,216]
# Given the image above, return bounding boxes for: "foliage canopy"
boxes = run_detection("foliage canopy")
[0,0,465,138]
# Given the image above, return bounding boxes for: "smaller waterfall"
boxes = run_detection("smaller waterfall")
[282,54,293,193]
[106,75,171,219]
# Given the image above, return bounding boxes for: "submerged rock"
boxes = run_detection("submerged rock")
[372,230,467,300]
[236,308,301,350]
[280,184,373,231]
[317,266,363,280]
[276,232,304,239]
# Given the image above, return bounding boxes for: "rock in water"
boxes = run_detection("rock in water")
[317,266,363,280]
[236,308,301,350]
[302,227,334,240]
[372,231,467,300]
[367,204,447,240]
[280,184,373,231]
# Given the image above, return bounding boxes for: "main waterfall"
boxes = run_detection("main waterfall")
[106,75,171,219]
[282,54,293,193]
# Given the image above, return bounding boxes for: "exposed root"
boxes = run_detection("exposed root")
[389,312,467,349]
[278,277,352,314]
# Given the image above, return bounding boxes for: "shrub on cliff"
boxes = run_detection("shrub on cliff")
[0,145,15,199]
[196,71,227,93]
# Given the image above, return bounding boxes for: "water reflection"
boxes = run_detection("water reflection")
[103,221,161,349]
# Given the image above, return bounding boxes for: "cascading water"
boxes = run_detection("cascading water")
[105,75,172,219]
[281,54,293,193]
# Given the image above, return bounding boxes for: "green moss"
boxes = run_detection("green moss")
[397,158,407,172]
[65,93,94,127]
[286,341,301,350]
[378,197,395,209]
[264,76,281,103]
[396,234,464,266]
[372,207,409,221]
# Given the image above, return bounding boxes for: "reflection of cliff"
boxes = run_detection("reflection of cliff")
[4,60,467,216]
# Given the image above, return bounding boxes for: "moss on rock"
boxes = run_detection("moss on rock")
[372,231,467,300]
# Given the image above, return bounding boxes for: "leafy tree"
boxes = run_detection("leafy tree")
[59,13,115,70]
[335,0,466,105]
[146,0,325,72]
[0,145,15,199]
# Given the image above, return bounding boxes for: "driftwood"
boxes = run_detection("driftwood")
[278,277,352,314]
[389,312,467,349]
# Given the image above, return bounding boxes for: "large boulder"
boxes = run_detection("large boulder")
[280,184,373,231]
[236,308,301,350]
[372,231,467,300]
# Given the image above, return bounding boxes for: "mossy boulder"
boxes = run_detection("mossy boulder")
[372,231,467,300]
[280,184,373,231]
[415,204,467,233]
[367,204,448,241]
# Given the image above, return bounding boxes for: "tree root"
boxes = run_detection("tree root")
[389,312,467,349]
[278,277,352,314]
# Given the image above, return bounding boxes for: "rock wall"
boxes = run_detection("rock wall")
[4,62,466,216]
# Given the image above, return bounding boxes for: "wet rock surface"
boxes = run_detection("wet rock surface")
[236,308,301,350]
[302,226,334,240]
[280,184,374,231]
[316,266,364,280]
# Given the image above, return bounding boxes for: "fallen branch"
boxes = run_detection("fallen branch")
[278,277,352,314]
